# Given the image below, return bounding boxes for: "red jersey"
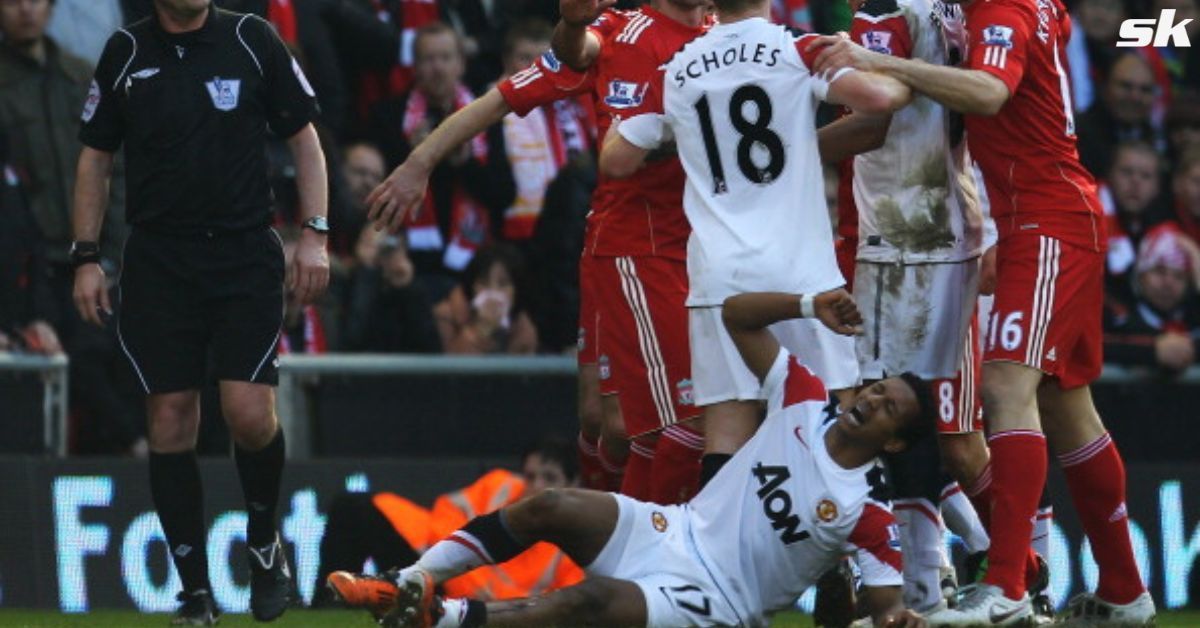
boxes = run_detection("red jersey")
[963,0,1104,252]
[498,8,709,260]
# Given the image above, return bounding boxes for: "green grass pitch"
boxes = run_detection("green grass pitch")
[0,610,1197,627]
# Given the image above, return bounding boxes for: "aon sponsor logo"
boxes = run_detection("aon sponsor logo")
[752,463,811,545]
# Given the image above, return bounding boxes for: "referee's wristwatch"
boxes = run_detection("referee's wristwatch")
[302,215,329,235]
[69,241,102,269]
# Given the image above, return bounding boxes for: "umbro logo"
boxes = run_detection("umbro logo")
[1045,347,1057,361]
[173,544,192,558]
[1110,502,1128,522]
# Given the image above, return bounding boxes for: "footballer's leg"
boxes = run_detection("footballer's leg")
[699,399,759,485]
[1038,383,1152,620]
[473,577,648,627]
[329,489,621,620]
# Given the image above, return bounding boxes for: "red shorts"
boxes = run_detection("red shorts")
[577,252,598,366]
[933,312,983,434]
[983,234,1104,389]
[594,256,697,437]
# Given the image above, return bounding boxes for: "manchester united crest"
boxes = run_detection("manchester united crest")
[816,499,838,523]
[651,511,669,532]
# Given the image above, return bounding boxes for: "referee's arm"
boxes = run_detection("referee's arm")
[287,123,330,304]
[71,148,115,326]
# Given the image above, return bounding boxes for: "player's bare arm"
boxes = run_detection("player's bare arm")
[809,36,1010,115]
[722,290,863,382]
[824,68,913,115]
[71,146,115,327]
[286,123,331,304]
[598,117,652,178]
[860,585,927,627]
[817,112,892,164]
[366,89,512,232]
[553,0,614,71]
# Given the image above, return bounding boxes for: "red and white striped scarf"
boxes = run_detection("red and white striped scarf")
[403,85,491,271]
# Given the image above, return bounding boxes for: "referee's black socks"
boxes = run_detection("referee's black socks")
[235,427,286,548]
[149,450,211,593]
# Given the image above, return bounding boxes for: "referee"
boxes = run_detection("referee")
[71,0,329,624]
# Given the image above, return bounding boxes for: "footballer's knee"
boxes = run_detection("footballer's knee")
[508,488,572,536]
[146,391,200,452]
[220,382,278,449]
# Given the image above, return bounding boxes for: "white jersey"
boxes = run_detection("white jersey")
[851,0,983,264]
[618,18,847,306]
[686,349,903,620]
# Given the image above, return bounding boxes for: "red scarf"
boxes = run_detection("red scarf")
[404,85,491,271]
[279,305,326,354]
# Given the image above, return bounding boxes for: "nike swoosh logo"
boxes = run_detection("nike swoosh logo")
[989,604,1023,623]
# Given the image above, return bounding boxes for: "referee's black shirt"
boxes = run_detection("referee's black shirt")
[79,8,318,235]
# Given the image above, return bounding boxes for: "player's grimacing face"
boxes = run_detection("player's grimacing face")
[840,379,920,452]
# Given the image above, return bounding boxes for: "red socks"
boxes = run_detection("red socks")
[620,438,655,500]
[649,424,704,504]
[983,430,1047,600]
[1059,432,1145,604]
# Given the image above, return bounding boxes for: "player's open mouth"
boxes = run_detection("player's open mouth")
[843,405,866,427]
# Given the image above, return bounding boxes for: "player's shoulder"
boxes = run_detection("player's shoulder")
[968,0,1040,22]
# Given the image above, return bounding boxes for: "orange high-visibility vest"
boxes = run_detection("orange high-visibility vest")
[373,469,584,601]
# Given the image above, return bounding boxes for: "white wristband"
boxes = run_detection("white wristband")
[798,293,815,319]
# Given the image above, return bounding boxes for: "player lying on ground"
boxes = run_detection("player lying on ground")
[328,288,935,628]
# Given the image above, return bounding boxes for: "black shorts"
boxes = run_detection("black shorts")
[117,226,285,394]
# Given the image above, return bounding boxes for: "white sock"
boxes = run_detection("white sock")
[1032,505,1053,561]
[434,598,470,628]
[895,501,948,613]
[940,483,990,554]
[417,531,490,583]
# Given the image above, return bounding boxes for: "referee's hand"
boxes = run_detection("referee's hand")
[73,263,111,327]
[366,159,429,233]
[291,231,330,304]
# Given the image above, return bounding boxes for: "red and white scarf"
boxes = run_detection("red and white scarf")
[403,85,491,271]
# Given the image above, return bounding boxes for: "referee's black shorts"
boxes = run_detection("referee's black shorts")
[117,226,285,394]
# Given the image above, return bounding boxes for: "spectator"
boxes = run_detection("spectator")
[1150,0,1200,96]
[1104,226,1200,373]
[1103,141,1171,296]
[312,437,582,607]
[1067,0,1128,113]
[1172,147,1200,242]
[335,141,387,257]
[0,128,58,356]
[341,229,441,353]
[1076,53,1166,177]
[497,19,594,250]
[1166,93,1200,162]
[0,0,127,272]
[43,0,124,65]
[530,156,597,354]
[367,22,515,287]
[435,243,538,354]
[0,0,145,456]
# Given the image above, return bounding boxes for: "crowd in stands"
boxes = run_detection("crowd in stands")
[0,0,1197,454]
